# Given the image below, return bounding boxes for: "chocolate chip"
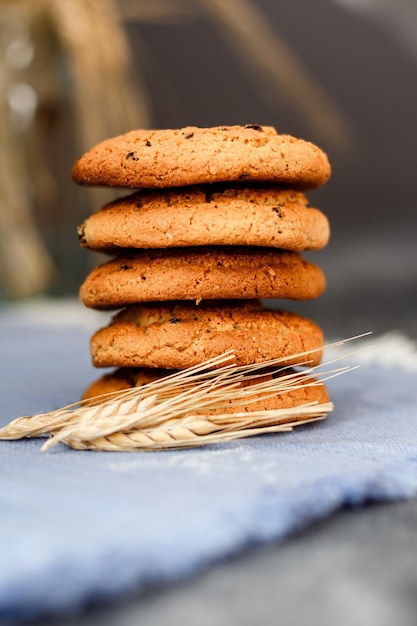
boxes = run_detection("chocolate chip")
[244,124,263,132]
[272,207,282,217]
[184,132,194,139]
[145,140,152,147]
[238,173,249,180]
[126,151,139,160]
[169,317,180,324]
[120,264,131,270]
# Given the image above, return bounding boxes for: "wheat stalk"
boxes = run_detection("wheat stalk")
[65,412,331,452]
[0,335,370,452]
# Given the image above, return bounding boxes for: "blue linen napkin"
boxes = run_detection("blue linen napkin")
[1,301,417,622]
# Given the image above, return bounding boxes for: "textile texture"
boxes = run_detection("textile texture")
[1,301,417,622]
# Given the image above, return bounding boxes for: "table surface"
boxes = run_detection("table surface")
[36,499,417,626]
[3,222,417,626]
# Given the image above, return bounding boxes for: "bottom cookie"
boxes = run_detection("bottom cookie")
[82,366,329,417]
[82,367,174,400]
[90,300,324,370]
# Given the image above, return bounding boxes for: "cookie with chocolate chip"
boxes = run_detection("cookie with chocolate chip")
[72,125,331,190]
[78,185,330,252]
[79,246,326,310]
[89,300,324,369]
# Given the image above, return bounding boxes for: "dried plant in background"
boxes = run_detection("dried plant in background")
[0,0,150,298]
[0,92,55,298]
[0,1,55,298]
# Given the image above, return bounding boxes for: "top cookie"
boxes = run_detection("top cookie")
[72,125,331,190]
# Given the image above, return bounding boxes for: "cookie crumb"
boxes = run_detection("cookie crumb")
[77,224,87,245]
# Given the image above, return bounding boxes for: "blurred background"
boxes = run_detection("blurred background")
[1,0,416,339]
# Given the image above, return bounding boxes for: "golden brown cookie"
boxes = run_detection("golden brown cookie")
[72,125,331,190]
[79,246,326,310]
[82,366,329,417]
[90,300,324,369]
[78,185,330,252]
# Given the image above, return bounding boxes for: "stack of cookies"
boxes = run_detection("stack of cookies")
[72,124,331,412]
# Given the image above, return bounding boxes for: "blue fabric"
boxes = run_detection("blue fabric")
[1,303,417,622]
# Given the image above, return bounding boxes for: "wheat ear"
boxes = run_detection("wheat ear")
[0,335,370,452]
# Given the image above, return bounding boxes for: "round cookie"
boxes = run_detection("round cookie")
[72,125,331,190]
[82,366,329,418]
[78,185,330,252]
[79,246,326,310]
[90,300,324,369]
